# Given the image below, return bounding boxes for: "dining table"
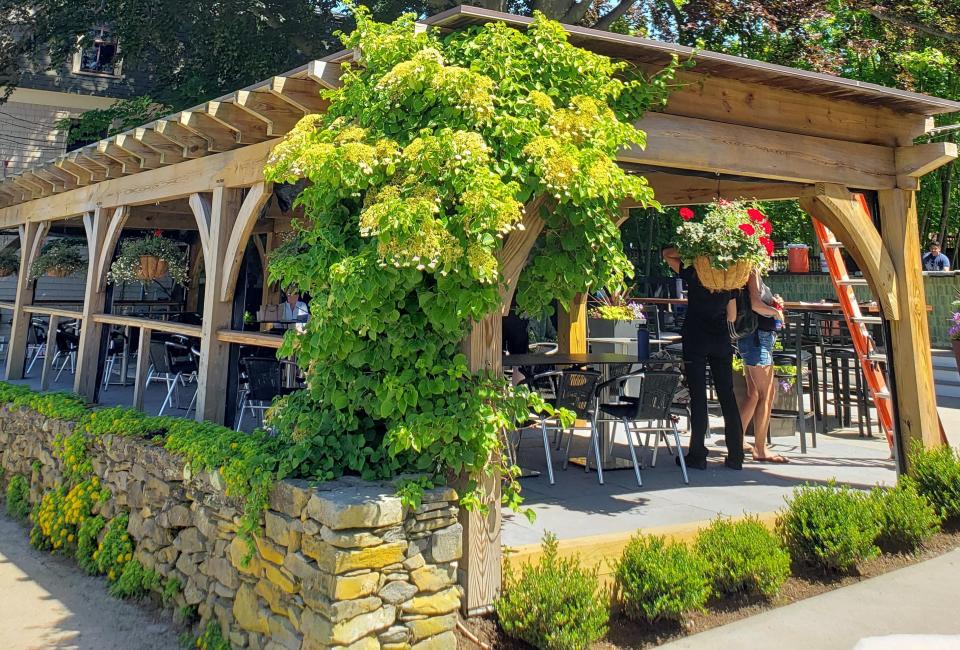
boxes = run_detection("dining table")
[503,351,678,472]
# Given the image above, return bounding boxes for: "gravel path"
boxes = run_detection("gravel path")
[0,513,181,650]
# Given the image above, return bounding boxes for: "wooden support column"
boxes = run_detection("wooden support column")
[5,221,48,380]
[39,315,60,391]
[132,328,153,411]
[75,207,123,399]
[557,293,588,354]
[458,312,503,616]
[878,189,942,455]
[196,186,242,423]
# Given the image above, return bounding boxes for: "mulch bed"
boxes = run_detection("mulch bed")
[457,527,960,649]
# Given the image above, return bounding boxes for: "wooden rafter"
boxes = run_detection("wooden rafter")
[133,127,188,164]
[206,101,271,144]
[179,111,239,153]
[114,134,163,169]
[234,90,303,135]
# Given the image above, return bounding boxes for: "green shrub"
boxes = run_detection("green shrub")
[496,533,609,650]
[777,483,880,573]
[195,620,231,650]
[871,483,940,552]
[695,517,791,598]
[615,534,711,623]
[907,444,960,522]
[5,474,31,519]
[108,559,160,599]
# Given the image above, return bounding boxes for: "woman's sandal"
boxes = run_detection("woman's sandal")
[753,454,789,464]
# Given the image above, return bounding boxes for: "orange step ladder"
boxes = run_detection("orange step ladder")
[810,195,895,449]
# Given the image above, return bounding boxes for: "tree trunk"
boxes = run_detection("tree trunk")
[937,160,954,247]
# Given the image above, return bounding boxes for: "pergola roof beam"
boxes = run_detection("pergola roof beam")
[205,101,271,144]
[133,127,188,164]
[114,134,164,170]
[234,90,304,136]
[179,111,240,153]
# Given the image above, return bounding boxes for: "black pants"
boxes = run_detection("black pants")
[682,335,744,461]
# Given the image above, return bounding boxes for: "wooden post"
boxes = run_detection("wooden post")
[557,293,588,354]
[5,221,47,380]
[132,328,152,411]
[39,315,60,391]
[878,189,942,454]
[196,186,242,424]
[74,207,124,399]
[459,312,503,616]
[185,241,203,313]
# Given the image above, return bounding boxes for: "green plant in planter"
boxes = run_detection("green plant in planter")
[695,517,790,598]
[777,482,881,573]
[496,532,609,650]
[587,290,645,321]
[108,230,189,286]
[615,534,711,623]
[29,239,87,279]
[262,7,674,510]
[0,248,18,277]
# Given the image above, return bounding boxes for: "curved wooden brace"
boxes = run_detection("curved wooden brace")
[188,192,213,264]
[799,183,899,319]
[20,221,51,281]
[220,182,272,302]
[496,196,548,315]
[95,206,131,292]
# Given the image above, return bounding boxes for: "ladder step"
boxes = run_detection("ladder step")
[867,353,888,363]
[852,316,883,324]
[837,278,869,286]
[875,389,891,399]
[823,241,845,249]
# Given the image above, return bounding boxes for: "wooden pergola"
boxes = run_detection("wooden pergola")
[0,5,957,614]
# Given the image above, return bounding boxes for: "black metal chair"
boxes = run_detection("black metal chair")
[25,321,47,375]
[814,313,870,436]
[52,327,79,381]
[596,370,688,486]
[146,340,198,415]
[533,369,601,485]
[235,357,295,431]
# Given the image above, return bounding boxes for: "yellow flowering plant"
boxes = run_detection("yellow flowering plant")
[264,7,674,511]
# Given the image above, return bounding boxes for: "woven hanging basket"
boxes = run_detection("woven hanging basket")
[692,256,752,292]
[47,266,72,278]
[137,255,169,281]
[0,265,16,278]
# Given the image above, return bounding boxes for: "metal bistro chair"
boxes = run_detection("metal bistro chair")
[814,313,870,436]
[533,369,601,485]
[596,370,688,486]
[51,327,79,381]
[25,321,47,375]
[146,340,198,415]
[235,357,296,432]
[101,329,133,392]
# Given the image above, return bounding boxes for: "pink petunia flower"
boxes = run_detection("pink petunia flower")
[747,208,765,223]
[679,207,695,221]
[738,223,756,236]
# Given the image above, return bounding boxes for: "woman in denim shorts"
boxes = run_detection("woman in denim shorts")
[737,270,788,463]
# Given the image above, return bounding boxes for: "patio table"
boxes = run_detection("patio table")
[503,352,664,472]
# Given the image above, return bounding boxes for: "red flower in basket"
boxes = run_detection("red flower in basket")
[761,220,772,235]
[747,208,765,223]
[760,236,775,256]
[679,207,695,221]
[153,229,163,237]
[738,223,756,236]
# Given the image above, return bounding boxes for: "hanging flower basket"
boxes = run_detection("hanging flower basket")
[47,266,74,278]
[29,239,87,280]
[136,255,169,281]
[674,202,775,292]
[693,256,753,292]
[0,250,17,278]
[108,230,189,286]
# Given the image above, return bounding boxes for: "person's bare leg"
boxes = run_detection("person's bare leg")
[738,370,759,455]
[749,365,786,461]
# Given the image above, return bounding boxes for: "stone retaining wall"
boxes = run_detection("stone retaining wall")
[0,406,462,649]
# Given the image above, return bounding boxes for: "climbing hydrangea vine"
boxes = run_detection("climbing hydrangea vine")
[264,8,673,509]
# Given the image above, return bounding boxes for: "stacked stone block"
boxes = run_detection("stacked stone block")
[0,407,463,649]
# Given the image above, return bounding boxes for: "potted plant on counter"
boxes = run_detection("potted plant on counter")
[30,239,87,279]
[674,201,774,291]
[108,230,189,286]
[587,290,646,340]
[950,291,960,377]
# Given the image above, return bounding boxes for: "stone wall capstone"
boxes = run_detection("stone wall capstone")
[0,406,462,649]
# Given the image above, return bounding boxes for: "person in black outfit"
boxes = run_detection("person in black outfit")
[663,247,745,470]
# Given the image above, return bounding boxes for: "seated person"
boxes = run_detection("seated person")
[922,241,951,272]
[280,287,309,332]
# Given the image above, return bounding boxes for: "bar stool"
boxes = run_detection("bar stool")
[814,313,870,437]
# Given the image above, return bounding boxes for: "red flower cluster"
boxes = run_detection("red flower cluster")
[743,208,774,256]
[153,229,163,237]
[679,207,695,221]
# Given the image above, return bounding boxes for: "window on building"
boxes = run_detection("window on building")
[73,28,122,77]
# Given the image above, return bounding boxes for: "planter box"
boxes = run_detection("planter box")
[732,372,797,438]
[588,318,643,340]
